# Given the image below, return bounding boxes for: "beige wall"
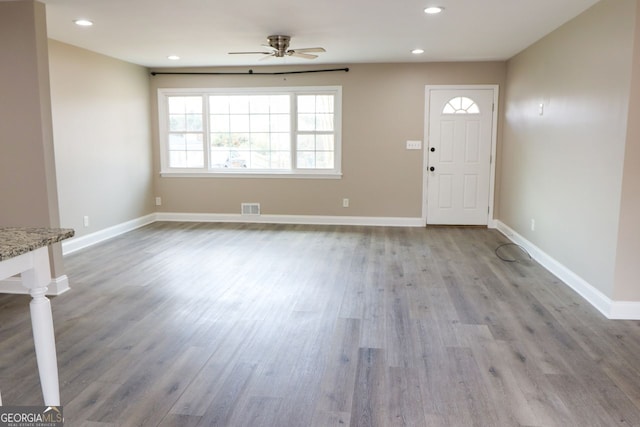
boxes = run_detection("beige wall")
[0,1,58,227]
[500,0,636,297]
[48,40,155,238]
[613,1,640,301]
[150,62,506,218]
[0,0,65,276]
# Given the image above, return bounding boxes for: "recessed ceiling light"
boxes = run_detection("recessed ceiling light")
[424,6,443,14]
[411,48,425,55]
[73,19,93,27]
[167,55,180,61]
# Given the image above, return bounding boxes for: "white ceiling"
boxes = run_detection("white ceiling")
[38,0,599,68]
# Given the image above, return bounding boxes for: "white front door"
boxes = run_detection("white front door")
[425,88,495,225]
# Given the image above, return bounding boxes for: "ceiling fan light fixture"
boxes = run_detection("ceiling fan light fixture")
[411,48,425,55]
[424,6,443,14]
[167,55,180,60]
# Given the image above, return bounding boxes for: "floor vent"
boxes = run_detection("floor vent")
[241,203,261,215]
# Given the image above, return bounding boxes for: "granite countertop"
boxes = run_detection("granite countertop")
[0,227,75,261]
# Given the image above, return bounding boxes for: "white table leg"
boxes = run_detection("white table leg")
[20,247,60,406]
[28,288,60,406]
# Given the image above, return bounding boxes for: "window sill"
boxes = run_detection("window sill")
[159,170,342,179]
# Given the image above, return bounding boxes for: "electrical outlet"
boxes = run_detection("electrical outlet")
[155,197,162,206]
[342,198,349,208]
[531,219,535,231]
[83,216,90,227]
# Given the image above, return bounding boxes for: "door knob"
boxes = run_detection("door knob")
[430,147,435,152]
[429,166,435,172]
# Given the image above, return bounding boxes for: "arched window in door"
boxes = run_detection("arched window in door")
[442,96,480,114]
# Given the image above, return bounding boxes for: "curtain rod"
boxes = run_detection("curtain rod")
[150,67,349,76]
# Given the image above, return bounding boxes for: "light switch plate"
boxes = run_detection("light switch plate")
[406,140,422,150]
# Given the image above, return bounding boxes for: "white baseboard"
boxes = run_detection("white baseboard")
[495,220,640,320]
[62,213,156,255]
[608,301,640,320]
[155,212,424,227]
[0,274,70,296]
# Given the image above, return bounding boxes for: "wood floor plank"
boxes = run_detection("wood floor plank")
[446,345,502,425]
[350,347,387,427]
[76,422,117,427]
[384,282,417,368]
[358,229,387,349]
[62,380,122,425]
[313,317,361,416]
[157,414,202,427]
[227,396,282,427]
[310,410,351,427]
[386,366,427,427]
[169,319,256,417]
[0,222,638,426]
[496,339,574,427]
[546,373,623,426]
[454,323,536,426]
[195,362,257,427]
[89,346,210,425]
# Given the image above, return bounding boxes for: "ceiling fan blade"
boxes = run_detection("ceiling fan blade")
[291,47,326,53]
[228,51,272,55]
[231,37,323,60]
[259,53,276,61]
[289,51,318,59]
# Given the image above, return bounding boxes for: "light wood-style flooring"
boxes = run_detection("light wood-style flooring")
[1,222,639,426]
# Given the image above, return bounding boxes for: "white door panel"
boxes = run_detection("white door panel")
[463,175,479,208]
[426,89,494,225]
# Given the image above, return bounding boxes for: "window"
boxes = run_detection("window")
[167,96,204,168]
[158,86,342,178]
[442,96,480,114]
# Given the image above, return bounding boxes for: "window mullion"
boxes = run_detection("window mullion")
[202,94,210,170]
[291,93,298,170]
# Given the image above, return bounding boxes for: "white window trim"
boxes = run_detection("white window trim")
[158,86,342,179]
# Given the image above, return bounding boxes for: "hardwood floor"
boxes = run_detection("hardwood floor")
[1,222,639,426]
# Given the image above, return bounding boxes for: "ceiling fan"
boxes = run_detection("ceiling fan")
[229,35,326,60]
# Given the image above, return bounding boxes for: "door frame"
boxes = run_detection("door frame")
[422,85,499,227]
